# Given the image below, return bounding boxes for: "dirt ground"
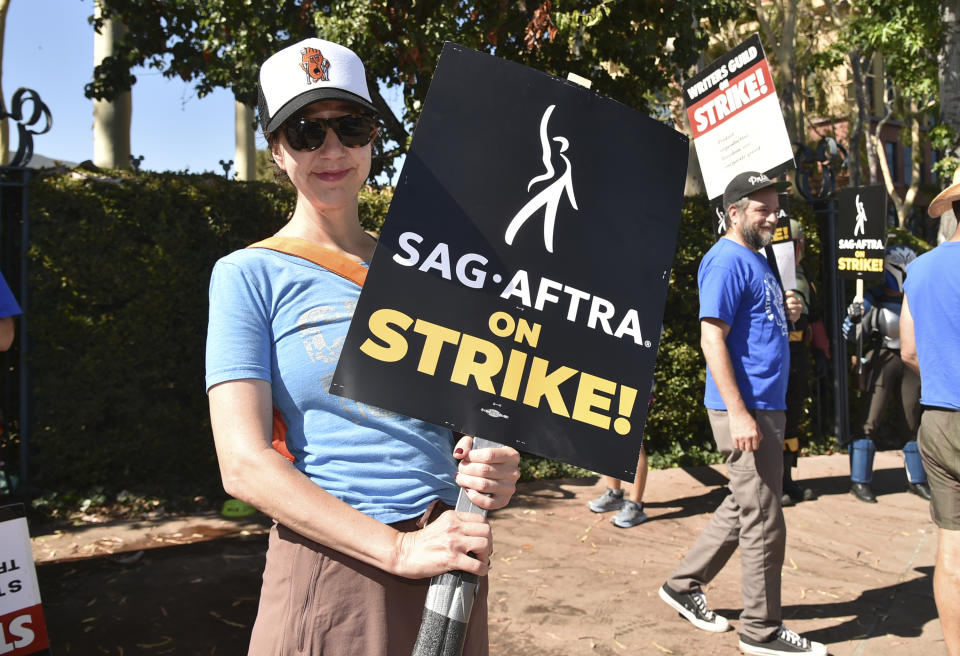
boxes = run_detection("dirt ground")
[31,451,948,655]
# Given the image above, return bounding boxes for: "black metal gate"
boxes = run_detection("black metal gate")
[0,87,52,500]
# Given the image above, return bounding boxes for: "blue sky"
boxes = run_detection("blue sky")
[4,0,404,176]
[5,0,239,173]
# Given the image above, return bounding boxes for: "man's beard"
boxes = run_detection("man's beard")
[742,222,773,251]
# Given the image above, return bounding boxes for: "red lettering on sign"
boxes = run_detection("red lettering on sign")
[686,59,775,138]
[0,605,49,655]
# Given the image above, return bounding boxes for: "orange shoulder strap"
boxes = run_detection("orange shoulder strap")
[247,236,369,464]
[247,236,368,287]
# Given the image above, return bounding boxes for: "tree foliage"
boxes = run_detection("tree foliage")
[87,1,740,179]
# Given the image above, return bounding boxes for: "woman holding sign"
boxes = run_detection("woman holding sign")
[205,38,519,655]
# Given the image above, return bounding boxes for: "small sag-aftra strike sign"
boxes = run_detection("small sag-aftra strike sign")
[835,185,887,281]
[331,43,689,481]
[683,33,795,232]
[765,192,796,291]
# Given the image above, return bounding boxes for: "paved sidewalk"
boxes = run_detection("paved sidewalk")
[485,451,945,656]
[28,451,946,655]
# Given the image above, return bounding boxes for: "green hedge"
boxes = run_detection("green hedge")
[18,170,829,505]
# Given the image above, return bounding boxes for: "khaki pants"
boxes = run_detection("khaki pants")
[248,516,489,656]
[919,408,960,530]
[667,409,786,642]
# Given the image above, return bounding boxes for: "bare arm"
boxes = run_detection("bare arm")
[900,293,920,375]
[0,317,14,351]
[701,318,761,452]
[209,379,508,579]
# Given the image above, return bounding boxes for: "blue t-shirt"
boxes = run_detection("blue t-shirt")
[205,248,458,524]
[699,238,790,410]
[0,273,21,318]
[904,241,960,410]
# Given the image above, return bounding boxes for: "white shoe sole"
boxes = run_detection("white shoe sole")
[658,586,731,632]
[738,638,827,656]
[587,501,623,513]
[612,512,648,528]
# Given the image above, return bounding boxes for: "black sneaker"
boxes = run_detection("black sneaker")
[784,480,814,503]
[907,482,932,500]
[850,482,877,503]
[658,583,730,632]
[738,625,826,655]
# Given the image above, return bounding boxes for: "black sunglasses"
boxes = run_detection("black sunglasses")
[281,115,378,151]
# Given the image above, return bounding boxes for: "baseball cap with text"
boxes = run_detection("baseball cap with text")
[722,171,790,210]
[257,38,378,134]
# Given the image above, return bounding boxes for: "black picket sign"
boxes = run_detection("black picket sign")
[331,43,688,481]
[835,185,888,282]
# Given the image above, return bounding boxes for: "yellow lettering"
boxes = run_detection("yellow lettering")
[413,319,461,375]
[571,372,616,430]
[488,311,515,338]
[514,318,541,348]
[450,334,504,393]
[500,349,528,401]
[522,357,576,417]
[360,309,413,362]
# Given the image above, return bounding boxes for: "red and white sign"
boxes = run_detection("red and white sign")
[0,506,49,655]
[683,34,795,203]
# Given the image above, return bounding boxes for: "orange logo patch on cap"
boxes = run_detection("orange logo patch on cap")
[300,47,330,83]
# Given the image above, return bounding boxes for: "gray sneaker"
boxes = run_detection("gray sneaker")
[612,500,648,528]
[588,488,624,513]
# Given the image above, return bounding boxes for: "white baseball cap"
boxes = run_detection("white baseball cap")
[257,38,378,133]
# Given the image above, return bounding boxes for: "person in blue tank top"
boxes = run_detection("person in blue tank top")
[901,169,960,656]
[205,38,520,655]
[658,171,825,656]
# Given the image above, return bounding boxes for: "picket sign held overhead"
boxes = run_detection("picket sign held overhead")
[331,43,689,480]
[683,33,795,232]
[835,185,888,301]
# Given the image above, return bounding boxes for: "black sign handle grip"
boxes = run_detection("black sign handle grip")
[411,436,502,656]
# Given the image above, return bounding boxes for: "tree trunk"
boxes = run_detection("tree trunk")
[847,49,868,187]
[684,135,705,196]
[874,108,903,222]
[940,0,960,160]
[93,0,131,169]
[901,111,922,228]
[0,0,11,166]
[234,101,255,181]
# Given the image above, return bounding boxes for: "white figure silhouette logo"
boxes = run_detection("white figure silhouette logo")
[504,105,578,253]
[854,193,867,236]
[715,206,727,234]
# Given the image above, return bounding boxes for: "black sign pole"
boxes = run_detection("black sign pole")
[796,141,849,446]
[821,196,850,445]
[412,436,499,656]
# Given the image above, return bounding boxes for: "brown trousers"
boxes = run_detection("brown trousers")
[248,515,489,656]
[667,409,787,642]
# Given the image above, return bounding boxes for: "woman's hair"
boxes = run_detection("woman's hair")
[263,129,291,186]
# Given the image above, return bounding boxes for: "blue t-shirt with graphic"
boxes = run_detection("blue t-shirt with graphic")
[904,241,960,410]
[699,238,790,410]
[205,248,458,524]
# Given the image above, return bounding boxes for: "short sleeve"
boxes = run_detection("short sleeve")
[205,260,272,391]
[699,264,741,326]
[0,273,21,318]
